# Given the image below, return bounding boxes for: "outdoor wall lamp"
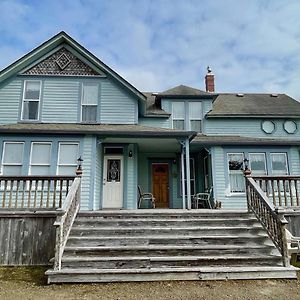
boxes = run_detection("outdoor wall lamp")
[243,158,249,171]
[128,150,133,158]
[76,156,83,175]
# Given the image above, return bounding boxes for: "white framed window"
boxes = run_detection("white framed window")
[21,80,41,121]
[1,142,24,175]
[249,153,267,176]
[270,153,288,175]
[57,142,79,175]
[227,153,245,193]
[81,83,98,123]
[189,102,202,132]
[172,102,185,130]
[29,142,52,175]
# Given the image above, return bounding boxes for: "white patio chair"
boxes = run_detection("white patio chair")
[192,187,214,209]
[138,185,156,208]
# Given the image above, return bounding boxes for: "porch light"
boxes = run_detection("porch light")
[128,150,133,158]
[243,158,249,171]
[76,156,83,175]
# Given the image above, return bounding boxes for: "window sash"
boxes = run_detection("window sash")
[29,142,52,175]
[172,102,185,119]
[227,153,245,193]
[24,81,41,100]
[173,120,185,130]
[82,105,97,122]
[189,102,202,120]
[1,142,24,175]
[57,143,79,175]
[82,84,98,105]
[270,153,288,175]
[249,153,267,175]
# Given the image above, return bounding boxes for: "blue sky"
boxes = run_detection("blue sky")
[1,0,300,99]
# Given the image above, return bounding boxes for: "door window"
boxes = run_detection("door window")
[107,159,121,182]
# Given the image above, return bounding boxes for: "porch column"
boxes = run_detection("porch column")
[180,144,186,209]
[185,138,192,209]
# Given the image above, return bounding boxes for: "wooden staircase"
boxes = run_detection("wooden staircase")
[46,210,298,283]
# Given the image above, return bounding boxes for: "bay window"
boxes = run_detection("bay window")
[21,80,41,121]
[81,83,98,123]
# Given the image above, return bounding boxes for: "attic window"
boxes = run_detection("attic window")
[56,53,71,70]
[21,80,41,121]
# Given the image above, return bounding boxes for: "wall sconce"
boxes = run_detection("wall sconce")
[243,158,249,171]
[76,156,83,175]
[128,150,133,158]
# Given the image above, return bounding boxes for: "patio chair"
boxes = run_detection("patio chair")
[138,185,156,208]
[286,229,300,256]
[192,187,214,209]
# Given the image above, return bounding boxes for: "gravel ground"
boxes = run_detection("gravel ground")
[1,268,300,300]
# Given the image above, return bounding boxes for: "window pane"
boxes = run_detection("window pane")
[24,81,40,100]
[30,166,51,175]
[82,84,98,105]
[3,143,23,164]
[228,154,244,171]
[173,120,184,130]
[172,102,185,119]
[82,105,97,122]
[2,166,22,175]
[271,153,288,175]
[189,102,202,119]
[249,153,266,174]
[190,120,201,132]
[22,101,39,120]
[58,144,78,165]
[31,143,51,164]
[57,166,77,175]
[229,173,245,193]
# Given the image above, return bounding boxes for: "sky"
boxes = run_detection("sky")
[1,0,300,99]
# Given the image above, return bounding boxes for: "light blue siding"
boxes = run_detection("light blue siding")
[0,78,22,124]
[206,118,300,138]
[290,147,300,174]
[80,135,94,210]
[139,117,170,128]
[42,79,79,123]
[100,79,137,124]
[93,143,102,210]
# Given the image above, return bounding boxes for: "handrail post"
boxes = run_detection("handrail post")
[275,207,290,267]
[244,168,252,213]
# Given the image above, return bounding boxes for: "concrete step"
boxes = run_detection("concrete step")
[69,225,265,237]
[63,244,277,257]
[73,218,259,227]
[46,266,298,283]
[66,235,270,247]
[61,254,283,269]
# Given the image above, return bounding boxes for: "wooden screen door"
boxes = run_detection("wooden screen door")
[152,163,169,208]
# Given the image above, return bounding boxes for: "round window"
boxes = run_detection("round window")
[262,120,275,134]
[284,120,297,134]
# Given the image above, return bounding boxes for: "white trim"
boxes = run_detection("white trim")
[56,142,79,175]
[21,80,42,121]
[29,142,52,175]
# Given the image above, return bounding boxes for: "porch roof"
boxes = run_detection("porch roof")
[0,123,195,138]
[192,134,300,146]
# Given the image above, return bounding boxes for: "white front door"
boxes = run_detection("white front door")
[102,155,123,209]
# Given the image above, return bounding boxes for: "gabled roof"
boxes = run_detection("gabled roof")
[157,85,214,98]
[207,93,300,118]
[0,31,146,102]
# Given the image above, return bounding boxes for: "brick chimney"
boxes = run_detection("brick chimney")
[205,66,215,92]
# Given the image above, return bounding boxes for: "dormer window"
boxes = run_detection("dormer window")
[21,80,41,121]
[171,101,202,132]
[81,83,98,123]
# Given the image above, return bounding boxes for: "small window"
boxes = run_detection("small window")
[21,81,41,121]
[82,83,98,123]
[1,142,24,175]
[57,143,79,175]
[104,147,124,155]
[228,153,245,193]
[189,102,202,132]
[270,153,288,175]
[29,142,51,175]
[172,102,185,130]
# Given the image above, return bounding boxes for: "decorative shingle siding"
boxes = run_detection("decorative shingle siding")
[100,80,137,124]
[0,78,22,124]
[42,79,79,123]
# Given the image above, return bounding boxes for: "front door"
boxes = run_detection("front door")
[102,156,123,209]
[152,163,169,208]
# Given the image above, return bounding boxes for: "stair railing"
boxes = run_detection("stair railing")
[244,170,290,267]
[53,175,81,270]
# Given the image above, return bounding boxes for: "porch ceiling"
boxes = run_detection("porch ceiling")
[103,137,182,153]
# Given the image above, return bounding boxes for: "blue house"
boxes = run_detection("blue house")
[0,32,299,282]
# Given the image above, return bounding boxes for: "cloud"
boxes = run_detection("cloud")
[1,0,300,99]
